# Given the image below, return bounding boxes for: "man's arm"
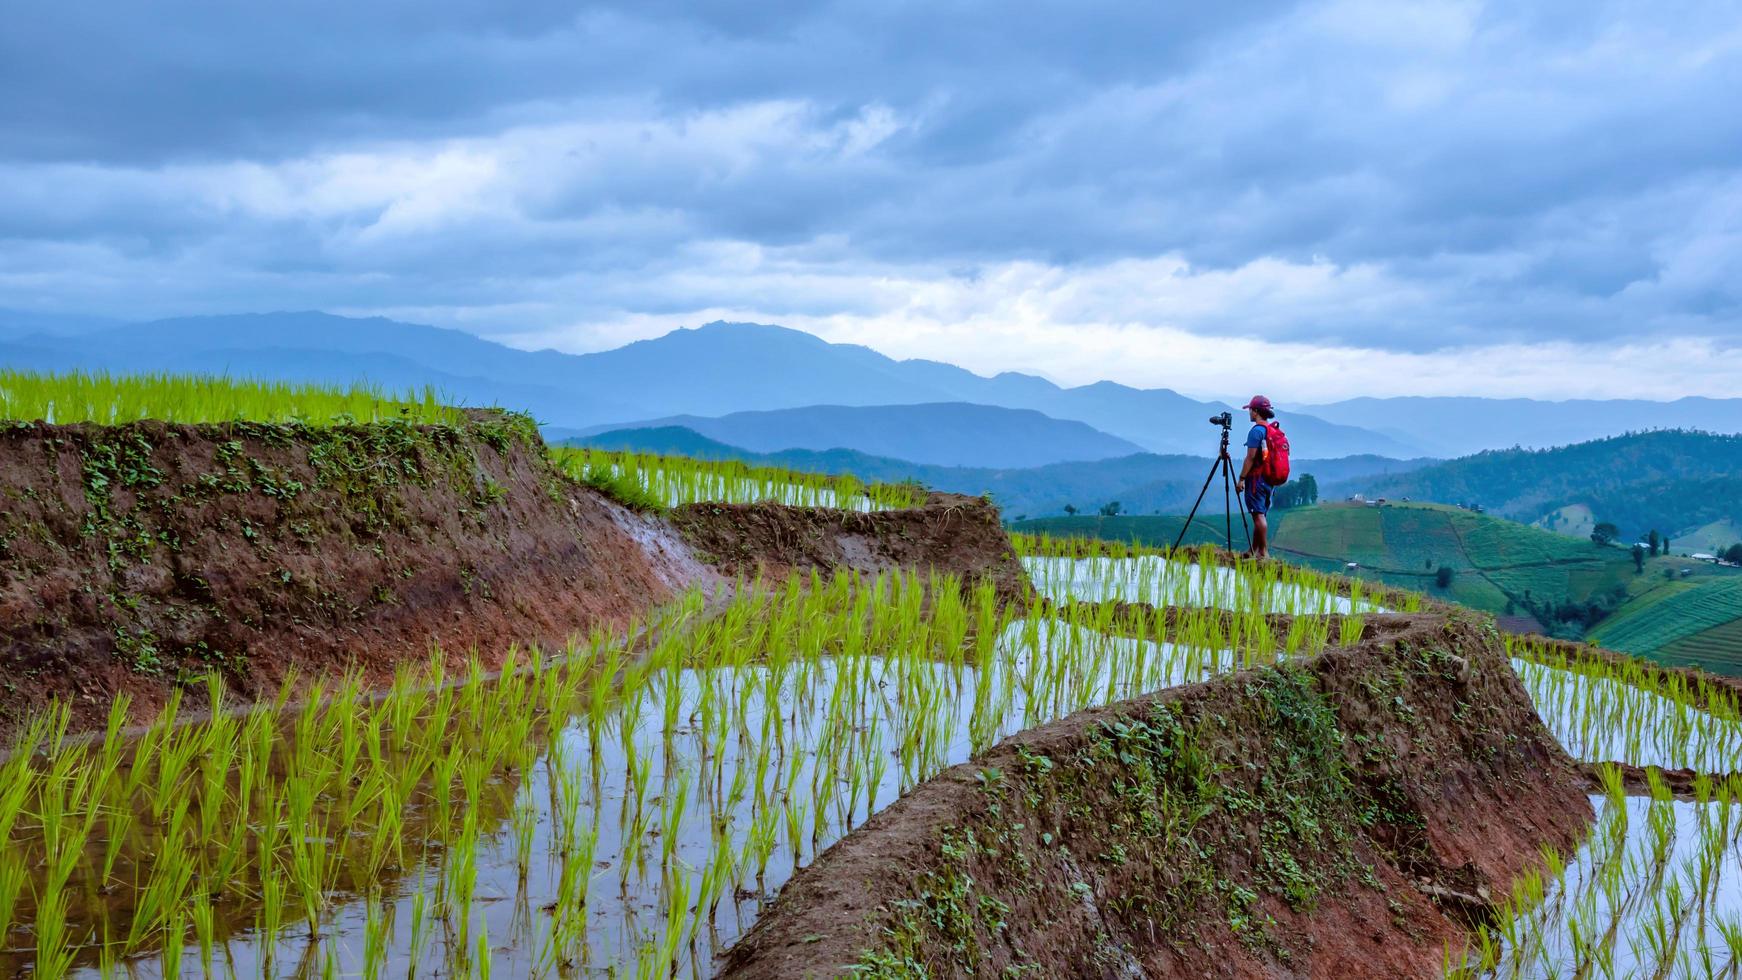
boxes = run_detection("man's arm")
[1237,446,1261,489]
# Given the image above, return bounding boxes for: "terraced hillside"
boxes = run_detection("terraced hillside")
[1588,578,1742,672]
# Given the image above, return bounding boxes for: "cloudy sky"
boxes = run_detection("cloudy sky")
[3,0,1739,400]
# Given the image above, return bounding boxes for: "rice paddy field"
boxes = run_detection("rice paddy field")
[0,557,1361,979]
[9,370,1742,977]
[550,447,926,513]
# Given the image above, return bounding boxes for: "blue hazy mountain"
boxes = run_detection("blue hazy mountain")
[567,403,1148,468]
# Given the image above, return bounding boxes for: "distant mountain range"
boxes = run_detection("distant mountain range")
[562,403,1146,469]
[5,309,1741,465]
[0,310,1409,458]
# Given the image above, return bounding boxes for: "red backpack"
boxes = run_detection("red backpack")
[1260,421,1290,485]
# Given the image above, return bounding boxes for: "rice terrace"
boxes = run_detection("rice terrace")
[5,372,1742,980]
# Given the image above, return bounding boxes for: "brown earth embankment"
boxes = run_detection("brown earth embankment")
[0,417,1022,736]
[669,492,1031,604]
[723,613,1593,979]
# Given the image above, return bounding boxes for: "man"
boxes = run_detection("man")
[1235,395,1277,560]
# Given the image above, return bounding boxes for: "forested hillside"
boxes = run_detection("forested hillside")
[1337,430,1742,543]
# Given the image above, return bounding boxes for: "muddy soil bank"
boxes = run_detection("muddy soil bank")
[670,492,1030,604]
[0,420,1019,737]
[724,614,1593,979]
[0,414,707,735]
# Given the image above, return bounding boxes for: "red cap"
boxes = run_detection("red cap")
[1242,395,1273,413]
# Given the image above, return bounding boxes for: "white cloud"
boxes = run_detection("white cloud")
[3,0,1741,400]
[485,248,1742,401]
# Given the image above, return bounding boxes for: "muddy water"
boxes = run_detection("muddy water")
[1023,555,1377,615]
[1473,793,1742,978]
[63,620,1242,979]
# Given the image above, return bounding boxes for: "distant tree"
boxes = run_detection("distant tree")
[1648,529,1661,556]
[1271,474,1319,510]
[1435,566,1455,589]
[1063,504,1078,516]
[1099,501,1122,517]
[1665,568,1678,581]
[1504,598,1516,615]
[1632,544,1646,573]
[1724,543,1742,564]
[1591,522,1620,546]
[1425,558,1434,570]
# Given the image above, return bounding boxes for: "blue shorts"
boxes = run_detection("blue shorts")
[1243,477,1273,516]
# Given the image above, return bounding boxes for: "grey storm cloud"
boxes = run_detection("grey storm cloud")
[1,0,1740,365]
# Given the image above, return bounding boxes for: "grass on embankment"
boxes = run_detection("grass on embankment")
[1,370,463,426]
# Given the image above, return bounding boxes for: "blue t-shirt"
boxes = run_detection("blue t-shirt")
[1245,423,1267,452]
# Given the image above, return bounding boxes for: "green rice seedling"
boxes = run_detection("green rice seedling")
[258,865,288,970]
[159,909,185,979]
[125,811,196,952]
[363,894,392,980]
[513,794,539,881]
[33,886,79,980]
[652,871,692,979]
[449,812,482,949]
[191,892,217,976]
[406,887,430,969]
[0,853,23,942]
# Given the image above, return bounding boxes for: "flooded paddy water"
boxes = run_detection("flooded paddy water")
[4,562,1330,979]
[1471,647,1742,976]
[1023,553,1383,615]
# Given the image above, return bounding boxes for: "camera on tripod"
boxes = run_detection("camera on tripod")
[1171,411,1250,554]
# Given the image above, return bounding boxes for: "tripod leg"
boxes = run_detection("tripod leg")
[1229,449,1253,551]
[1238,482,1253,552]
[1171,455,1226,555]
[1222,455,1233,550]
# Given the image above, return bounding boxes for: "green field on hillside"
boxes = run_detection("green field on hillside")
[1671,517,1742,556]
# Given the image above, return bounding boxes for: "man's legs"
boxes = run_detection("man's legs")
[1252,512,1269,559]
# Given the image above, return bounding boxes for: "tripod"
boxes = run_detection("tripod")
[1170,417,1252,555]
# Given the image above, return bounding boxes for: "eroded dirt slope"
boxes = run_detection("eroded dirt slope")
[0,414,708,732]
[723,614,1592,979]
